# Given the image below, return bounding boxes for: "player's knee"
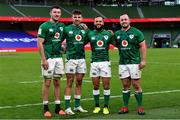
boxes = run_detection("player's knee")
[53,81,60,87]
[44,82,51,88]
[132,83,141,91]
[66,81,73,88]
[123,84,130,90]
[76,79,82,86]
[93,84,99,90]
[103,85,109,90]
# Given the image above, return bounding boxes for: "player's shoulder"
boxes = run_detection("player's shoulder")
[40,21,49,27]
[114,29,122,35]
[130,27,141,32]
[88,29,95,34]
[58,22,65,27]
[39,21,51,30]
[130,27,143,35]
[66,24,73,28]
[64,24,73,30]
[105,29,112,34]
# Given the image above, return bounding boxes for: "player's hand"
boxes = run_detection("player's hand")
[108,30,114,35]
[61,44,66,54]
[42,59,49,70]
[80,23,88,30]
[139,60,146,69]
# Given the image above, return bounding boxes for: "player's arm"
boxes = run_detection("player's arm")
[107,30,115,47]
[37,37,48,70]
[108,29,114,36]
[61,25,67,54]
[139,40,146,69]
[111,32,118,47]
[80,23,88,30]
[84,31,90,45]
[61,43,66,54]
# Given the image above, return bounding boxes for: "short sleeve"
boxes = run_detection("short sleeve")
[136,29,145,43]
[37,23,47,38]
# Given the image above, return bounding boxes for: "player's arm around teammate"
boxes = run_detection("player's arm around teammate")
[87,16,114,115]
[63,10,89,115]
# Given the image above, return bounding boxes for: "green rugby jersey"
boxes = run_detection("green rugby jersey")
[37,21,65,59]
[64,24,88,60]
[87,29,113,62]
[114,27,145,64]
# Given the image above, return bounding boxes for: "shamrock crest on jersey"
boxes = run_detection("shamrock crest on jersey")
[97,40,104,47]
[59,27,63,31]
[75,34,82,41]
[104,35,108,40]
[122,40,128,47]
[49,28,53,32]
[54,32,60,39]
[129,34,134,39]
[81,30,85,34]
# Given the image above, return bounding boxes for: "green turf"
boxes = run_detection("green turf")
[0,48,180,119]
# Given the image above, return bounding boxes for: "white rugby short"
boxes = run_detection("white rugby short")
[90,61,111,77]
[65,59,86,74]
[119,64,141,79]
[42,58,64,79]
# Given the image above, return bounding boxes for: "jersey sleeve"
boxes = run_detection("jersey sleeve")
[112,31,119,47]
[136,29,145,43]
[107,31,114,45]
[84,30,91,45]
[61,24,66,42]
[37,23,47,38]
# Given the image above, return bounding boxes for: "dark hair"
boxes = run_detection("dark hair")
[50,5,60,12]
[72,9,82,15]
[95,16,104,19]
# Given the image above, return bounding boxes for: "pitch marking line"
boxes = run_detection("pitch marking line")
[0,89,180,109]
[19,78,92,84]
[19,76,121,84]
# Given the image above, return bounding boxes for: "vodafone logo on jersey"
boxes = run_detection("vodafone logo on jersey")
[75,35,82,41]
[54,32,60,39]
[122,40,128,47]
[97,40,104,47]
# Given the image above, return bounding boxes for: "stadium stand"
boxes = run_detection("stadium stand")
[0,31,37,52]
[0,4,21,16]
[94,6,139,18]
[141,5,180,18]
[60,5,99,18]
[14,6,50,17]
[0,1,180,49]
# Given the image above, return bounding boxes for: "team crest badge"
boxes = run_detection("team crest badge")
[54,32,60,39]
[59,27,63,31]
[75,35,82,41]
[91,37,95,40]
[81,30,85,34]
[97,40,104,47]
[69,31,73,34]
[122,40,128,47]
[49,28,53,32]
[104,35,108,40]
[129,34,134,39]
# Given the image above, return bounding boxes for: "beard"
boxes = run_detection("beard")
[121,23,130,29]
[95,25,104,31]
[52,16,59,23]
[122,26,129,29]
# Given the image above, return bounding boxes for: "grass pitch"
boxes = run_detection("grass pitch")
[0,48,180,119]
